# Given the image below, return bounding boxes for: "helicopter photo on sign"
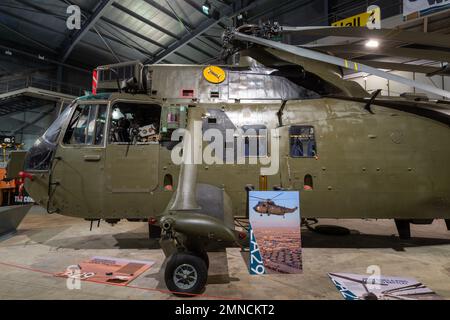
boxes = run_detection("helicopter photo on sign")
[249,191,302,274]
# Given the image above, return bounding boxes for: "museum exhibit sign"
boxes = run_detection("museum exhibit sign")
[249,191,302,275]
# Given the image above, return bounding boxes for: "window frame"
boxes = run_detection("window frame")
[289,125,317,158]
[241,124,268,158]
[60,100,109,149]
[107,99,163,146]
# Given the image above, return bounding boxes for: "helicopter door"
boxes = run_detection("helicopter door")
[52,102,108,216]
[104,101,161,194]
[276,125,318,188]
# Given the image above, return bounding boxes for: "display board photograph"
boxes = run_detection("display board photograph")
[249,191,302,274]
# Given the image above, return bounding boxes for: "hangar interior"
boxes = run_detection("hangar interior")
[0,0,449,300]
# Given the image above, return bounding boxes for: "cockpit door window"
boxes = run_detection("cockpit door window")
[109,102,162,144]
[63,104,107,146]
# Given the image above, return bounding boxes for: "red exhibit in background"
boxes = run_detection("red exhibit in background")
[92,69,98,95]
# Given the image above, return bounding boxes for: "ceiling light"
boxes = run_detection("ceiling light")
[365,39,379,48]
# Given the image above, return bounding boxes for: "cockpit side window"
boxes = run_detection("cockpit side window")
[63,104,107,146]
[289,126,317,158]
[109,102,162,144]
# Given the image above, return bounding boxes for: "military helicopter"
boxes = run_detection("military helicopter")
[5,23,450,295]
[250,193,297,217]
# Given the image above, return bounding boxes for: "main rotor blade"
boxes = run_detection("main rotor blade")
[232,32,450,99]
[351,61,442,75]
[271,192,284,200]
[249,196,268,201]
[315,45,450,64]
[280,26,450,50]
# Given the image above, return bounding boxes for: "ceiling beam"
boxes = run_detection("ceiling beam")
[112,2,179,40]
[148,0,257,64]
[150,0,223,52]
[173,52,198,64]
[143,0,194,30]
[184,0,228,29]
[100,17,166,50]
[111,2,215,59]
[4,2,148,62]
[0,21,57,54]
[60,0,114,62]
[0,43,90,73]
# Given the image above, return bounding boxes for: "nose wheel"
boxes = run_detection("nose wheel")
[164,252,208,296]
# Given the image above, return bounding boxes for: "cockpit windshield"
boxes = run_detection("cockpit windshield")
[23,104,73,171]
[43,105,73,144]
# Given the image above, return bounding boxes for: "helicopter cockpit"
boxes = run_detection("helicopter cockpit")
[23,94,164,173]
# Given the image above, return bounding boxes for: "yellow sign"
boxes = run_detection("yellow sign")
[203,66,226,84]
[332,6,381,29]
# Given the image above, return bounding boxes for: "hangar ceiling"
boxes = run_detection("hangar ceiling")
[0,0,313,73]
[0,0,404,76]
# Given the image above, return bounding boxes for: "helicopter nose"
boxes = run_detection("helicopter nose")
[253,205,258,211]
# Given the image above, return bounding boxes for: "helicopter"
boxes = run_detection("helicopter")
[5,23,450,295]
[250,193,298,217]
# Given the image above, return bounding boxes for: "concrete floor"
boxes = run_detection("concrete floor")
[0,206,449,300]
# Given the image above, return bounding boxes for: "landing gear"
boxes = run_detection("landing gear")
[394,219,411,239]
[164,252,208,296]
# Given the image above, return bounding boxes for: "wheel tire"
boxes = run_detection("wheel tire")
[165,252,208,296]
[192,250,209,270]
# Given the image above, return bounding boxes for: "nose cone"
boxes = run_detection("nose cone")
[253,205,259,212]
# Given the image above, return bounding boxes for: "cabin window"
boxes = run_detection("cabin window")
[304,174,313,190]
[164,174,173,191]
[109,102,161,144]
[290,126,317,157]
[63,104,107,145]
[242,125,267,157]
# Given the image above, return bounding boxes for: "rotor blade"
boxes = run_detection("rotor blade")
[232,32,450,99]
[279,26,450,50]
[351,61,442,75]
[314,45,450,64]
[249,196,268,201]
[271,192,284,200]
